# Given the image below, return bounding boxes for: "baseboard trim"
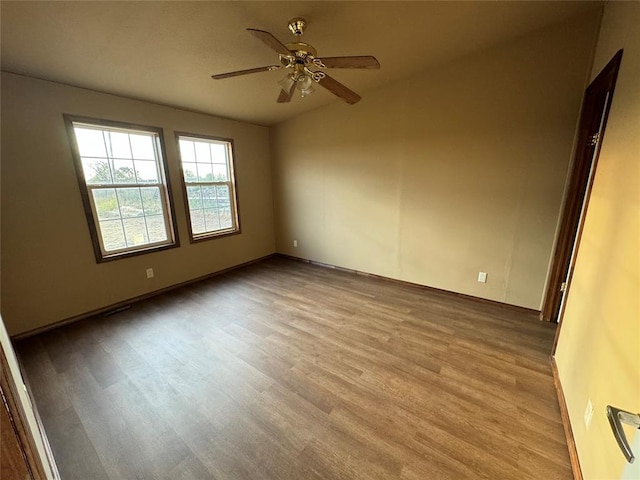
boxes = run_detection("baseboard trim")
[14,252,541,339]
[278,253,540,316]
[550,356,582,480]
[12,253,276,340]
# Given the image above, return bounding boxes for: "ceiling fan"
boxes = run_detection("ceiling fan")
[211,17,380,105]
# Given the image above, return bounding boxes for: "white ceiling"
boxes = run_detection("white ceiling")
[1,1,600,126]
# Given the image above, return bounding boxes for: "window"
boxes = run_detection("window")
[176,133,240,241]
[65,116,178,261]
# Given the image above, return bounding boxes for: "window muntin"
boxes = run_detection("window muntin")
[177,134,239,241]
[66,116,178,261]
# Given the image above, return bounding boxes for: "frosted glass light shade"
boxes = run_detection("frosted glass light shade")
[297,74,315,97]
[278,74,295,92]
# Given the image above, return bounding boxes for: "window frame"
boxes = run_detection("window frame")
[64,114,180,262]
[175,132,241,243]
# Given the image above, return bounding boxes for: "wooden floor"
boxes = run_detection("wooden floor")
[16,257,572,480]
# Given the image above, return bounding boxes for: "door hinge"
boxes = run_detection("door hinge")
[587,132,600,146]
[560,282,567,292]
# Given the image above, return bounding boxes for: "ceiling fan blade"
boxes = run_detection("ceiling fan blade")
[317,74,361,104]
[211,65,281,80]
[277,82,297,103]
[247,28,291,57]
[316,56,380,69]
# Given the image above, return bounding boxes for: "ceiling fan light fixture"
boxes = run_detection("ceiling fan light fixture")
[295,72,315,97]
[280,72,315,98]
[278,74,295,92]
[297,73,313,91]
[299,82,315,97]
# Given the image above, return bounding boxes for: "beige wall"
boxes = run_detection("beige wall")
[1,73,275,335]
[272,13,600,309]
[554,2,640,479]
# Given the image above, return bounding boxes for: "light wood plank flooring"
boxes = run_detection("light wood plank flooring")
[16,257,571,479]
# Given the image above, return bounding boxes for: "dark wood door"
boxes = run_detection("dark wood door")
[541,50,623,323]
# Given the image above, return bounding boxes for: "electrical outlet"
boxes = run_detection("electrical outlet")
[477,272,488,283]
[146,268,154,279]
[584,399,594,428]
[293,240,298,248]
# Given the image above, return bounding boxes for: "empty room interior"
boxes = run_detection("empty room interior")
[1,2,638,480]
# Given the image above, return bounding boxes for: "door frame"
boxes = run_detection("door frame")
[542,49,623,328]
[1,344,49,479]
[0,331,60,479]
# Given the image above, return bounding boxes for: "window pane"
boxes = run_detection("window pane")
[204,209,221,231]
[216,185,230,208]
[99,219,126,251]
[116,188,143,218]
[210,143,226,163]
[196,163,213,182]
[219,208,233,229]
[75,128,107,158]
[83,158,113,184]
[212,163,228,181]
[140,187,163,215]
[134,160,159,184]
[194,142,211,163]
[202,186,216,209]
[187,186,202,209]
[182,163,197,182]
[129,134,155,160]
[179,140,195,162]
[106,131,132,159]
[122,217,148,246]
[113,159,136,183]
[145,215,168,243]
[92,189,119,220]
[190,209,205,234]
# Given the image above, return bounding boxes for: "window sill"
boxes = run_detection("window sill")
[190,228,241,244]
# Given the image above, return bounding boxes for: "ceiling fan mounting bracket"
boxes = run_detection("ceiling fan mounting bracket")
[287,17,307,36]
